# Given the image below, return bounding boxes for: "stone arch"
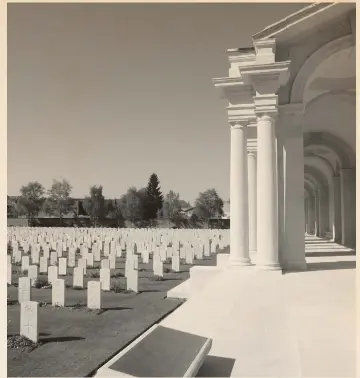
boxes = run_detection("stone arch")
[305,89,356,111]
[303,131,355,169]
[304,154,335,177]
[290,34,353,103]
[304,164,331,237]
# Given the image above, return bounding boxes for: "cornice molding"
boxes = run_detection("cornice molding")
[226,48,256,64]
[253,39,276,64]
[252,3,335,41]
[239,61,291,95]
[213,77,243,87]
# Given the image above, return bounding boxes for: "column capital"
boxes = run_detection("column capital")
[229,120,248,129]
[247,138,257,153]
[239,60,291,95]
[254,94,278,120]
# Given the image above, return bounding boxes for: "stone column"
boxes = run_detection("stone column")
[307,197,316,235]
[304,199,309,234]
[239,52,291,271]
[315,190,320,236]
[319,188,329,237]
[332,175,342,242]
[256,113,280,270]
[229,121,251,266]
[340,168,356,247]
[248,151,257,253]
[279,104,306,270]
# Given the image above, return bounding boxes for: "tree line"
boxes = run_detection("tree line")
[7,173,225,228]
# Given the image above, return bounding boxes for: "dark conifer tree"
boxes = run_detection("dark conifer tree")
[145,173,164,219]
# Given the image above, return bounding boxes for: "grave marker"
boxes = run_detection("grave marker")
[18,277,31,303]
[52,279,65,307]
[73,267,84,288]
[58,258,67,276]
[100,268,110,291]
[87,281,101,309]
[20,301,39,343]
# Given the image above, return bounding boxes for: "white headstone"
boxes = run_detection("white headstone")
[93,244,101,262]
[18,277,31,303]
[39,256,48,273]
[100,268,110,291]
[87,281,101,309]
[52,279,65,307]
[127,269,138,293]
[109,253,116,269]
[20,301,39,343]
[86,253,94,267]
[58,258,67,276]
[48,266,58,284]
[50,251,58,266]
[171,255,180,272]
[115,245,122,258]
[101,259,110,269]
[21,256,30,272]
[78,258,87,275]
[73,267,84,288]
[8,262,12,285]
[31,248,39,265]
[28,265,38,287]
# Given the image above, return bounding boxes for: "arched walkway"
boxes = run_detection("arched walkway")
[305,234,356,271]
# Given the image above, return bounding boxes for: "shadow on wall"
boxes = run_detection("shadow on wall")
[196,355,236,377]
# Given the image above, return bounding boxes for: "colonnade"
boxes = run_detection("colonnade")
[304,168,356,247]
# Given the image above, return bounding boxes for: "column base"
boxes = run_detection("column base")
[228,257,253,268]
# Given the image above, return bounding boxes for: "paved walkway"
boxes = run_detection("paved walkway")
[160,236,356,377]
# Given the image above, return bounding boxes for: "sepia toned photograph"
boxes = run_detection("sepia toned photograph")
[6,2,356,377]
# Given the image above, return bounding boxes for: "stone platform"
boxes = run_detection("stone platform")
[164,237,356,377]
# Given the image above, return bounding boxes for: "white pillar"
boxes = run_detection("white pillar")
[332,175,342,242]
[340,168,356,247]
[315,190,320,236]
[248,151,257,253]
[279,105,306,270]
[229,121,251,266]
[256,114,280,270]
[304,199,308,234]
[308,197,316,235]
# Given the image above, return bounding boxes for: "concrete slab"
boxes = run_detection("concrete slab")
[95,324,212,377]
[160,237,356,377]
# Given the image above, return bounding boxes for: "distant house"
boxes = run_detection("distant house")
[179,207,195,218]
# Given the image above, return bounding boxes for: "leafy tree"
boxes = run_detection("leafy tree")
[119,187,145,222]
[162,190,182,221]
[145,173,164,220]
[193,189,224,221]
[106,200,116,218]
[83,185,105,226]
[15,181,45,219]
[178,199,191,208]
[42,179,74,221]
[7,196,18,218]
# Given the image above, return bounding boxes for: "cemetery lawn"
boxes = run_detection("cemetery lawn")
[7,254,217,377]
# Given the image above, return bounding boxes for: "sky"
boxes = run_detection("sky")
[8,2,305,204]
